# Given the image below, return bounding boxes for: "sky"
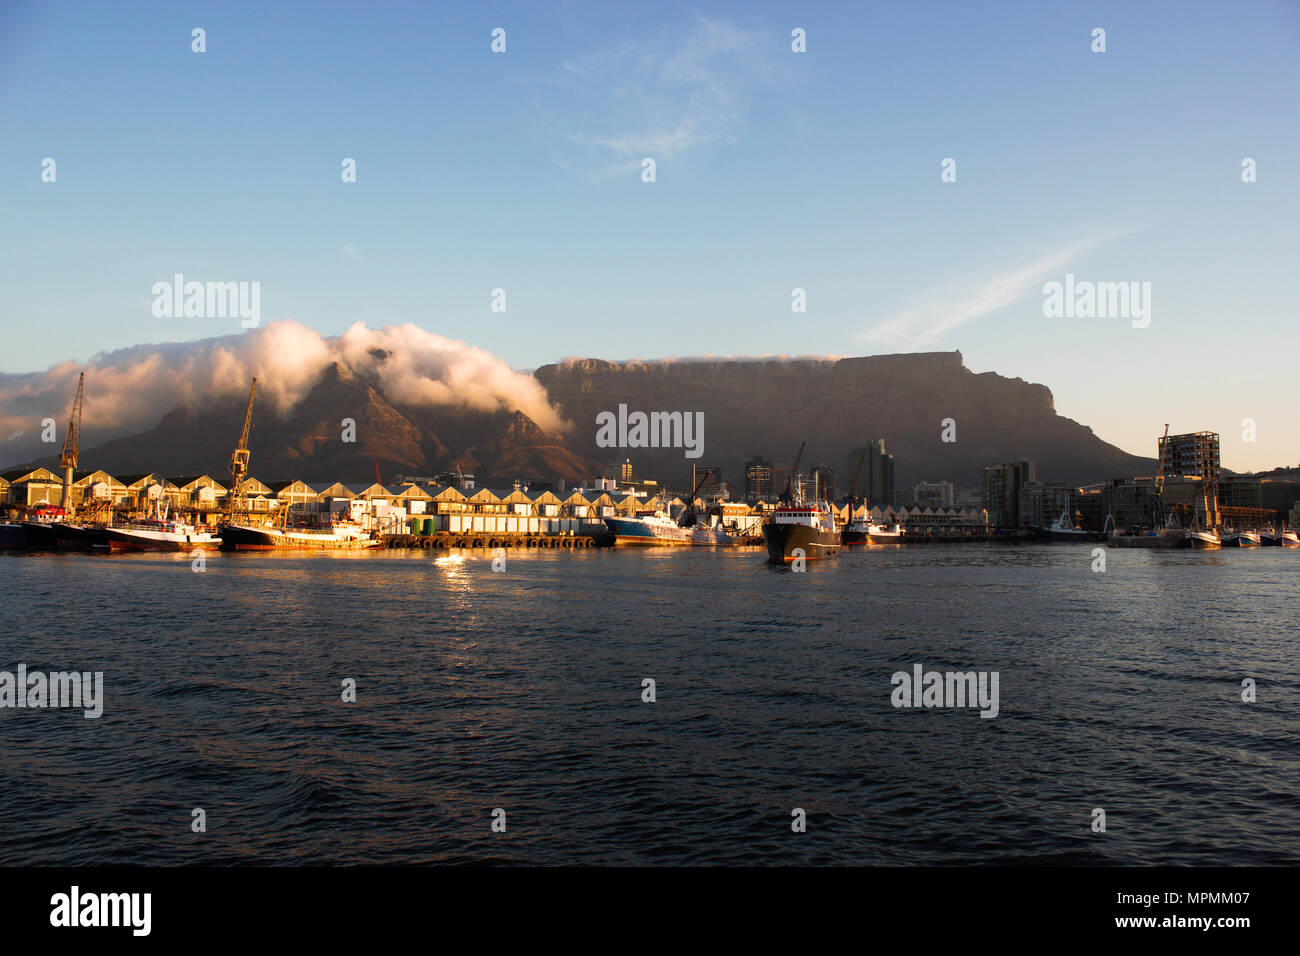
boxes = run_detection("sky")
[1,0,1297,472]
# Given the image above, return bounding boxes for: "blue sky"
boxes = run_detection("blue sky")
[1,0,1297,470]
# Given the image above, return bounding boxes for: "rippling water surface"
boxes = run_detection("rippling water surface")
[1,544,1296,865]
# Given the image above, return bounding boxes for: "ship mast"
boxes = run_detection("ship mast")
[58,372,85,517]
[228,378,257,521]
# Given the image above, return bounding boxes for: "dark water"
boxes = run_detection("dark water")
[1,544,1297,866]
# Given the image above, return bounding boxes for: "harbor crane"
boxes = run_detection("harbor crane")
[844,446,869,518]
[58,372,85,517]
[1153,423,1169,528]
[228,378,257,520]
[778,442,807,505]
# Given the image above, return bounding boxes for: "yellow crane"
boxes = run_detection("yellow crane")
[228,378,257,520]
[58,372,85,517]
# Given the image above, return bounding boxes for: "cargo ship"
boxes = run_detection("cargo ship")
[763,476,841,564]
[220,520,379,550]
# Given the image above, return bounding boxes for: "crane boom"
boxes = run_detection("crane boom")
[228,378,257,519]
[846,446,868,506]
[58,372,85,516]
[1154,423,1169,494]
[779,441,807,504]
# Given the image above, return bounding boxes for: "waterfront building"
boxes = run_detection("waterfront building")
[266,480,319,510]
[914,481,955,509]
[1,467,62,508]
[1159,431,1221,485]
[867,504,989,536]
[1018,481,1079,529]
[981,460,1036,528]
[169,474,230,514]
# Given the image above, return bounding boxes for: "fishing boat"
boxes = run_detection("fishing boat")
[604,508,696,546]
[106,500,221,551]
[1282,529,1300,547]
[0,522,25,549]
[763,475,841,564]
[1221,528,1261,547]
[220,518,377,550]
[18,505,107,551]
[1185,527,1221,549]
[1036,495,1104,542]
[1258,528,1282,546]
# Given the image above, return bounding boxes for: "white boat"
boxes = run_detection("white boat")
[1185,528,1221,549]
[220,520,378,550]
[1222,528,1261,547]
[843,516,903,545]
[1282,530,1300,547]
[107,502,221,552]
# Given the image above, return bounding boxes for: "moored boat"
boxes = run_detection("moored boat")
[220,520,377,550]
[1258,529,1282,546]
[107,518,221,552]
[763,476,841,564]
[1282,530,1300,547]
[604,509,695,546]
[0,522,26,549]
[1221,529,1261,547]
[1036,503,1105,542]
[1185,528,1221,549]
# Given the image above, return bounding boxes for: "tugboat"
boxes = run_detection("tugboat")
[763,474,841,564]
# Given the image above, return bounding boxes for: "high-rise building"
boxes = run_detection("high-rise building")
[744,456,773,502]
[1159,431,1220,484]
[847,440,895,507]
[694,466,723,498]
[810,463,836,503]
[620,459,634,484]
[981,460,1036,528]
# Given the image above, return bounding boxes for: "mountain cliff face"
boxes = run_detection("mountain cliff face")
[42,364,604,485]
[533,351,1154,490]
[21,351,1153,491]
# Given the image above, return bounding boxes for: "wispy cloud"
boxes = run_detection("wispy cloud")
[859,232,1133,349]
[544,16,770,174]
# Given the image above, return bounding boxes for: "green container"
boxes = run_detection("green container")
[407,517,421,534]
[422,518,435,535]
